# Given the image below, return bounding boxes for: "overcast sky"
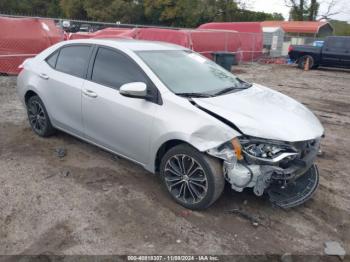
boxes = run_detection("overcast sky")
[249,0,350,22]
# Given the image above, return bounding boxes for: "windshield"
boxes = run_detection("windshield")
[137,50,251,97]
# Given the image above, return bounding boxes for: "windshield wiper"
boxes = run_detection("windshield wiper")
[242,82,253,88]
[213,86,243,96]
[176,92,213,98]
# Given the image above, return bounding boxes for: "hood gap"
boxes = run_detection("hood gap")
[189,99,243,135]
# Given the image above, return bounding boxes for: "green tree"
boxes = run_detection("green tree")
[229,9,283,22]
[0,0,62,16]
[47,0,63,17]
[168,0,203,27]
[143,0,281,27]
[60,0,87,19]
[83,0,144,23]
[308,0,319,20]
[196,0,218,24]
[214,0,239,22]
[330,20,350,36]
[144,0,179,26]
[0,0,285,27]
[271,12,285,20]
[285,0,320,21]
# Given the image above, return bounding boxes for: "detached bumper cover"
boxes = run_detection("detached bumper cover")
[267,164,319,208]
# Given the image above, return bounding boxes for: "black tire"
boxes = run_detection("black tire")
[26,95,56,137]
[298,55,315,70]
[160,144,225,210]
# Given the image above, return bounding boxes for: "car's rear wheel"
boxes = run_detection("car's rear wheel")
[160,144,225,210]
[26,95,56,137]
[298,55,315,70]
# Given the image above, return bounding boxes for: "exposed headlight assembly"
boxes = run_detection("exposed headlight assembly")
[207,136,321,208]
[239,137,299,165]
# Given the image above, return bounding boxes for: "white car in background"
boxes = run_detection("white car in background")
[17,39,324,209]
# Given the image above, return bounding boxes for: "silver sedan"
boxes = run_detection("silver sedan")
[17,39,324,209]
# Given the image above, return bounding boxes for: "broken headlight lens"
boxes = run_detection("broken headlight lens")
[239,137,298,163]
[245,143,286,158]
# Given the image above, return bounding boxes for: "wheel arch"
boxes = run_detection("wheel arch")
[23,88,55,126]
[154,139,191,173]
[297,53,319,65]
[24,90,39,105]
[147,123,237,173]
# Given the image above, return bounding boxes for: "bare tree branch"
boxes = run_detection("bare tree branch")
[236,0,253,9]
[319,0,343,20]
[284,0,298,8]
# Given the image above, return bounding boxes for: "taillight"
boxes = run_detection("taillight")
[18,58,32,71]
[288,45,293,52]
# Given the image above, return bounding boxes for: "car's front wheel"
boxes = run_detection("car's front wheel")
[160,144,225,210]
[26,95,56,137]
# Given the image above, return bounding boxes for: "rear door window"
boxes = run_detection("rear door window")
[91,47,147,89]
[46,51,59,68]
[327,37,347,51]
[56,45,91,78]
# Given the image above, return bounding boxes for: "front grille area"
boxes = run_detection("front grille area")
[272,138,320,180]
[295,139,318,158]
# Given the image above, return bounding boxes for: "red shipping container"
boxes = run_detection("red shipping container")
[68,28,135,40]
[187,29,241,60]
[198,22,263,62]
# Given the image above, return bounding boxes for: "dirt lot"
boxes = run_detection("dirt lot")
[0,64,349,257]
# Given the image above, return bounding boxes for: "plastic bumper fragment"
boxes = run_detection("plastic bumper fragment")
[267,164,319,208]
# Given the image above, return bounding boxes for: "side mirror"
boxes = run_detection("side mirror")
[119,82,147,99]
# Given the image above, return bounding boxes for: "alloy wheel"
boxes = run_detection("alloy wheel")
[28,100,47,134]
[164,154,208,204]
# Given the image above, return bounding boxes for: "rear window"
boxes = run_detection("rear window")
[46,51,58,68]
[56,45,91,78]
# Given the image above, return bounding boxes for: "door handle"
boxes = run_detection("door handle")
[39,73,49,80]
[83,89,98,98]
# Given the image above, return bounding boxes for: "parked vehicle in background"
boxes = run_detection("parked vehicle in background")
[289,36,350,70]
[312,40,324,47]
[17,39,324,209]
[79,24,93,32]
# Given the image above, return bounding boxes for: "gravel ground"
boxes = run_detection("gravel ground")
[0,64,349,257]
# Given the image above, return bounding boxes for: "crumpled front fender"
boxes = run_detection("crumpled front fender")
[144,92,241,173]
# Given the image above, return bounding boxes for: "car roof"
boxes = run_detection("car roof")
[64,38,187,51]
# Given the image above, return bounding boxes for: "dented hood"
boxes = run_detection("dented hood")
[193,84,324,142]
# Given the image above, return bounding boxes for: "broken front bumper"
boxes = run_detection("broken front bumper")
[267,164,319,208]
[208,138,321,208]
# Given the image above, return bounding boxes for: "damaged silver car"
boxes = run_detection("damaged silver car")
[17,39,324,209]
